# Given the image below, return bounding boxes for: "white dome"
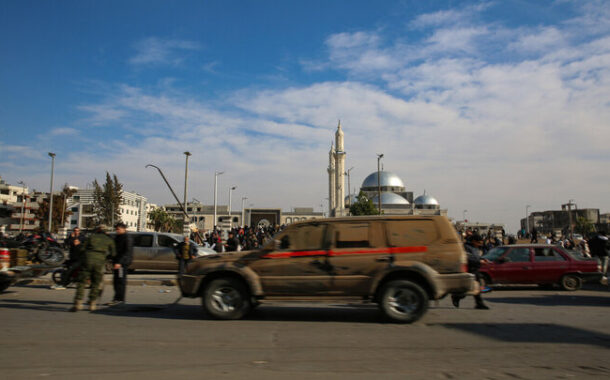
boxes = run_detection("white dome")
[414,192,439,206]
[371,192,410,206]
[362,171,405,190]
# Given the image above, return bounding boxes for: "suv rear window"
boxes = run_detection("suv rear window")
[385,220,438,246]
[158,234,177,248]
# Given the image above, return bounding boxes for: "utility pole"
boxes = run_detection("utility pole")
[18,181,26,233]
[346,167,354,213]
[228,186,236,228]
[213,170,224,230]
[183,151,192,235]
[48,152,56,233]
[241,197,248,228]
[562,199,576,238]
[376,154,383,215]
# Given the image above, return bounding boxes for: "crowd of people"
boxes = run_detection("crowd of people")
[190,224,286,253]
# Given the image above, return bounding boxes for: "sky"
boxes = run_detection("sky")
[1,0,609,233]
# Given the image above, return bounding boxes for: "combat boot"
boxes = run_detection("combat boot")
[69,300,83,312]
[89,300,97,312]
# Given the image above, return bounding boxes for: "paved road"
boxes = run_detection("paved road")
[0,282,609,379]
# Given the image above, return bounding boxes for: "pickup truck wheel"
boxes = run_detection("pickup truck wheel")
[202,278,251,320]
[379,280,428,323]
[560,274,582,291]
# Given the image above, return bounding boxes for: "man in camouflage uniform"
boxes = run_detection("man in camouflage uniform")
[70,224,116,312]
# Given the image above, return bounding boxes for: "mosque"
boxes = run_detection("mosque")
[327,122,447,217]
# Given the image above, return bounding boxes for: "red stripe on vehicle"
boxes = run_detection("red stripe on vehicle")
[262,246,427,259]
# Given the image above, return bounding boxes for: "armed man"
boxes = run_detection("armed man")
[70,224,116,312]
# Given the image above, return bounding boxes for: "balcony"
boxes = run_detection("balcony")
[9,224,38,231]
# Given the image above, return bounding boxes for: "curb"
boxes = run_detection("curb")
[16,278,177,287]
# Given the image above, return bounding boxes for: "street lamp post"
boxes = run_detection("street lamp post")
[346,167,354,213]
[376,154,383,215]
[525,205,531,236]
[213,170,224,230]
[48,152,56,233]
[228,186,236,228]
[18,181,26,233]
[183,151,192,235]
[241,197,248,228]
[463,209,468,222]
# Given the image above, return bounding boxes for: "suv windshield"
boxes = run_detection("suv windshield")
[483,247,509,261]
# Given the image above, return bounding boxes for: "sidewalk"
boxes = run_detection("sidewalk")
[15,272,178,287]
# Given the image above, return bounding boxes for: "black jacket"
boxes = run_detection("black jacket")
[175,241,197,260]
[589,234,609,258]
[113,233,133,267]
[464,243,482,273]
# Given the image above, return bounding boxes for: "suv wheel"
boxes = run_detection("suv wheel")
[560,274,582,291]
[379,280,428,323]
[202,278,251,320]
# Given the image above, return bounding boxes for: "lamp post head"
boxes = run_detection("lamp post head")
[231,186,237,191]
[215,170,224,176]
[377,153,384,159]
[184,151,192,157]
[48,152,56,158]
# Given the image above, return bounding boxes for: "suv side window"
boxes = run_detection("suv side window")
[279,225,326,251]
[505,248,531,262]
[133,234,153,247]
[157,234,177,248]
[334,223,370,248]
[385,220,438,246]
[534,247,566,261]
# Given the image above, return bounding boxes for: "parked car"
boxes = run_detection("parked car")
[179,215,475,323]
[120,232,215,271]
[480,244,602,291]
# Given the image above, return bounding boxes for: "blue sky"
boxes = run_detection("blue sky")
[1,0,609,232]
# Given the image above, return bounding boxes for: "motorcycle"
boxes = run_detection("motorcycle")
[19,233,66,266]
[52,260,81,287]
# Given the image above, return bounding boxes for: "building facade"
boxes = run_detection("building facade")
[67,188,148,231]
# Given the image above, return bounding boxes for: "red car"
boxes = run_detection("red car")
[480,244,602,291]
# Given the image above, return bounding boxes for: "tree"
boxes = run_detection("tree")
[35,183,76,233]
[92,172,123,226]
[149,208,182,233]
[349,191,379,216]
[575,216,595,236]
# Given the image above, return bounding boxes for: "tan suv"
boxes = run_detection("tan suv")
[179,216,474,323]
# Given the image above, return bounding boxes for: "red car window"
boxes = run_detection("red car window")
[504,248,531,262]
[534,247,566,262]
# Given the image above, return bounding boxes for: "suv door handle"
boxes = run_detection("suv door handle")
[376,255,393,262]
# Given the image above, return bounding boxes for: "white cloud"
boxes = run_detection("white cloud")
[129,37,201,66]
[49,127,79,136]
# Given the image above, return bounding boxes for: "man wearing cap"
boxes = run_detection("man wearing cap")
[70,224,116,312]
[452,233,490,310]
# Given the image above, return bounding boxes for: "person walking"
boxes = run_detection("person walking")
[452,233,490,310]
[106,222,132,306]
[70,224,115,312]
[175,235,196,274]
[589,231,609,276]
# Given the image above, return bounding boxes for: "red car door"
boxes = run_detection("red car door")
[531,247,570,284]
[491,247,533,284]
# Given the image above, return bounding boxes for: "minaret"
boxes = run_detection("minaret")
[334,121,346,217]
[327,142,336,217]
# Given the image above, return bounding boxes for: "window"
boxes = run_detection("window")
[71,207,78,212]
[133,234,153,247]
[505,248,531,262]
[385,220,438,246]
[279,224,326,251]
[534,248,566,262]
[335,223,369,248]
[157,234,177,248]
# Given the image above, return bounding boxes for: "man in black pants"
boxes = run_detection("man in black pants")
[107,222,133,306]
[452,233,490,310]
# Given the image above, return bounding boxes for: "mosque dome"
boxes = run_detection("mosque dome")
[361,171,405,191]
[371,192,410,206]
